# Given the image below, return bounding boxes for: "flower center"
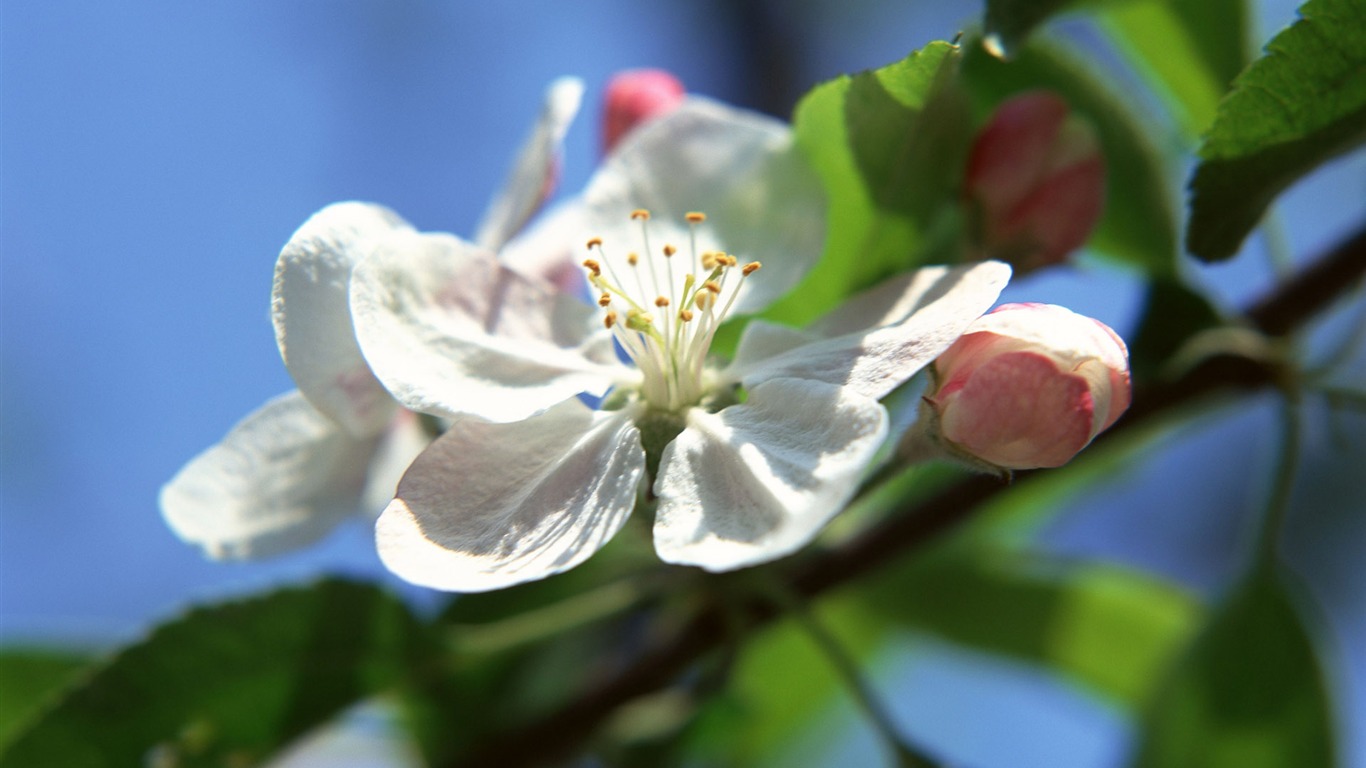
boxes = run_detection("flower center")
[582,209,760,412]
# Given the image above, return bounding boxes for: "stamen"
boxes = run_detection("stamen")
[662,244,677,257]
[586,237,603,249]
[679,309,695,322]
[742,261,762,276]
[598,293,612,307]
[703,280,722,294]
[627,252,639,266]
[630,209,651,221]
[582,259,601,276]
[604,310,618,329]
[654,296,670,307]
[685,212,706,223]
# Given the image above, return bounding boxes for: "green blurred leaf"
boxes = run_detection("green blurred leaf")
[1126,278,1226,384]
[865,548,1201,705]
[1100,0,1250,139]
[983,0,1087,56]
[763,40,973,327]
[0,649,92,750]
[0,579,420,768]
[1131,564,1336,767]
[961,40,1178,276]
[1187,0,1366,262]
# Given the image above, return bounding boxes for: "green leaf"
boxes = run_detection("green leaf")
[961,40,1178,276]
[763,40,974,327]
[1099,0,1250,139]
[983,0,1088,57]
[0,649,92,750]
[0,579,420,768]
[1131,564,1336,767]
[1187,0,1366,262]
[864,548,1202,705]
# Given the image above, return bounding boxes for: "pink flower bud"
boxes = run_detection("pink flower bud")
[601,69,686,154]
[963,91,1105,270]
[923,303,1130,470]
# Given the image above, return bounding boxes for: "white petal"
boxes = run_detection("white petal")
[359,410,432,516]
[351,228,629,423]
[160,391,380,560]
[377,401,645,592]
[726,262,1011,399]
[728,319,819,371]
[499,198,589,298]
[653,378,888,571]
[272,202,410,437]
[582,96,826,314]
[475,77,584,251]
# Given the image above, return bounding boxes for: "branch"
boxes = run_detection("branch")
[458,221,1366,767]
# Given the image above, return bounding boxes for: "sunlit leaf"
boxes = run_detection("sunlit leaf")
[1130,563,1336,767]
[0,580,420,768]
[961,40,1178,276]
[1187,0,1366,262]
[763,40,973,327]
[0,649,92,750]
[1099,0,1250,139]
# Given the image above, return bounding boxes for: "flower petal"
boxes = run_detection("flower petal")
[272,201,411,437]
[653,378,888,571]
[582,96,825,314]
[728,319,819,371]
[160,391,381,560]
[377,400,645,592]
[475,77,584,251]
[351,228,629,423]
[498,198,589,297]
[726,262,1011,399]
[360,410,432,515]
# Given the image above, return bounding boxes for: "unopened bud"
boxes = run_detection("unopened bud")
[963,91,1105,271]
[911,303,1130,471]
[602,69,687,154]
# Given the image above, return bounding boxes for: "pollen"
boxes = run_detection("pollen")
[598,293,612,307]
[630,209,651,221]
[685,212,706,223]
[742,261,762,276]
[586,237,603,249]
[582,259,601,276]
[655,296,670,307]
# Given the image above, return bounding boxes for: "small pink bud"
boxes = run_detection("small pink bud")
[922,303,1130,471]
[963,91,1105,270]
[601,69,686,155]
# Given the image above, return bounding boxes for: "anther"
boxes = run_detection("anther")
[695,293,714,310]
[663,244,677,257]
[604,310,618,329]
[582,259,601,276]
[704,280,722,294]
[701,251,718,269]
[627,252,639,266]
[742,261,762,276]
[679,309,695,322]
[586,237,603,249]
[685,212,706,223]
[655,296,670,307]
[630,209,651,221]
[598,293,612,307]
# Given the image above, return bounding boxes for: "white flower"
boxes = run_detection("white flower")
[351,98,1013,591]
[161,78,585,559]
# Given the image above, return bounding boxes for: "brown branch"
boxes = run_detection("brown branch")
[457,221,1366,768]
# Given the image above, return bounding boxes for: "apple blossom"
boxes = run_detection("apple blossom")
[161,78,586,558]
[350,100,1012,590]
[963,90,1105,270]
[601,69,687,154]
[913,302,1130,472]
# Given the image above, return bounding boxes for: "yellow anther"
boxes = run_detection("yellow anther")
[582,259,601,276]
[704,280,722,294]
[655,296,670,307]
[685,212,706,224]
[630,209,651,220]
[586,237,603,249]
[627,252,639,266]
[720,254,738,267]
[701,251,718,269]
[663,244,677,257]
[604,310,618,329]
[695,292,714,310]
[598,293,612,307]
[679,309,695,322]
[742,261,762,276]
[626,309,654,332]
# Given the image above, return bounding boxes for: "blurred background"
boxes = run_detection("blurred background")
[2,1,1363,766]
